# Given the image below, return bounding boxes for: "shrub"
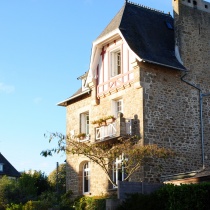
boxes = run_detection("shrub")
[73,196,107,210]
[6,203,23,210]
[117,183,210,210]
[0,176,20,209]
[23,200,50,210]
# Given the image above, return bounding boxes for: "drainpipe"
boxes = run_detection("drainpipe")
[181,73,205,169]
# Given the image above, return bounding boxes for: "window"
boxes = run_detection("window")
[112,99,123,118]
[110,49,121,77]
[0,164,3,172]
[113,154,126,187]
[80,112,89,135]
[83,162,90,193]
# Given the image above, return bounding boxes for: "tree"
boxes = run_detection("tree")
[0,176,20,209]
[41,133,174,187]
[18,170,51,203]
[48,163,66,194]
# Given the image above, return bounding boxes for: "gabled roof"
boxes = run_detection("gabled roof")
[96,1,186,71]
[0,153,20,178]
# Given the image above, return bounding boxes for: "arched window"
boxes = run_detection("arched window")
[83,162,90,194]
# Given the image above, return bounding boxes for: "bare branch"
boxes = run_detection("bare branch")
[41,132,174,186]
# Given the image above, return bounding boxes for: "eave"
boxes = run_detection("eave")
[57,89,90,107]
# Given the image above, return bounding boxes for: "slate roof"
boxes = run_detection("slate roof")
[96,1,186,71]
[0,153,20,178]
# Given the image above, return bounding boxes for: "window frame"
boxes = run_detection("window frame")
[0,164,3,172]
[110,48,122,77]
[112,154,126,188]
[80,112,89,135]
[112,99,123,118]
[83,162,90,194]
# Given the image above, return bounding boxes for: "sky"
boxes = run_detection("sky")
[0,0,173,175]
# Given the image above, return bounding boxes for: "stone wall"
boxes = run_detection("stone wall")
[139,0,210,182]
[66,66,146,196]
[173,0,210,169]
[140,62,202,182]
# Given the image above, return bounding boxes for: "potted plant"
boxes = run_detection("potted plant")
[92,120,101,127]
[97,118,106,126]
[105,115,116,124]
[76,133,86,140]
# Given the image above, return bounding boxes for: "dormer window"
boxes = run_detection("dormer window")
[0,163,3,172]
[77,72,89,92]
[110,48,121,77]
[82,78,87,91]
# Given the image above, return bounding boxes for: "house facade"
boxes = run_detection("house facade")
[58,0,210,196]
[0,153,20,179]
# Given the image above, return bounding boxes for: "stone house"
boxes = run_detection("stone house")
[0,153,20,179]
[58,0,210,196]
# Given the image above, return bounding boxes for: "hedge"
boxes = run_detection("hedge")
[117,182,210,210]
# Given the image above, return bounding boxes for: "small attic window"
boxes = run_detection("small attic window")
[205,5,208,9]
[77,72,88,92]
[0,163,3,171]
[165,22,174,30]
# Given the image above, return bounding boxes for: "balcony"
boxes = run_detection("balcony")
[94,114,138,142]
[96,123,117,141]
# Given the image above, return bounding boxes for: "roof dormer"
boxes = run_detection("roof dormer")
[77,72,89,92]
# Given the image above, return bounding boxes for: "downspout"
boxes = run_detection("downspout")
[181,73,205,169]
[181,73,210,169]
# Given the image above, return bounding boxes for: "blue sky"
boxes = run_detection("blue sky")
[0,0,173,175]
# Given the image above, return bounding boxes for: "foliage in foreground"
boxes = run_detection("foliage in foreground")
[0,171,51,210]
[73,196,107,210]
[4,194,107,210]
[117,182,210,210]
[48,163,66,194]
[41,132,174,187]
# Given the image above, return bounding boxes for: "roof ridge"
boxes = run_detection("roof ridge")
[126,0,167,15]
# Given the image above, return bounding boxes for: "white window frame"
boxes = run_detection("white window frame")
[83,162,90,194]
[112,99,123,118]
[82,78,88,91]
[113,154,126,188]
[110,48,122,77]
[0,164,3,172]
[80,112,89,135]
